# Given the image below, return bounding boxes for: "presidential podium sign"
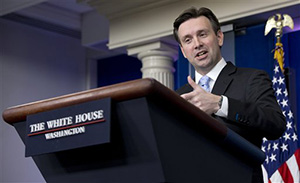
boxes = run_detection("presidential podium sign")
[25,98,111,157]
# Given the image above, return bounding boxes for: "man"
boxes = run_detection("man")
[173,7,286,182]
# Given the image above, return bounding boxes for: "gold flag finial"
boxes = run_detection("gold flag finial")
[264,14,294,72]
[265,14,294,41]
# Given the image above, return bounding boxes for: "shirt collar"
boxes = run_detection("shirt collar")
[195,58,227,84]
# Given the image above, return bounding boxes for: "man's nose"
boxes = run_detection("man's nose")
[194,37,203,49]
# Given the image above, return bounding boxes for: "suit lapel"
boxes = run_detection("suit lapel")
[211,62,236,95]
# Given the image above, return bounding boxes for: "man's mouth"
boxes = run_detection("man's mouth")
[195,51,207,58]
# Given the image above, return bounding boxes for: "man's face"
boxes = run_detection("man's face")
[178,16,224,75]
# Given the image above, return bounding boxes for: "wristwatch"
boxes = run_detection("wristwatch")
[218,95,223,108]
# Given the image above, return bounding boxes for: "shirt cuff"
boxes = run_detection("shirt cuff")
[215,95,228,118]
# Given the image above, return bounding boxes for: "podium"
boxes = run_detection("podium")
[3,78,264,183]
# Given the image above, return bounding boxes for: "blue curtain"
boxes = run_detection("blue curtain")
[175,48,189,89]
[236,24,300,145]
[283,30,300,144]
[235,24,275,76]
[97,54,142,87]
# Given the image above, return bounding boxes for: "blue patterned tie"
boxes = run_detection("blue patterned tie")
[199,75,210,92]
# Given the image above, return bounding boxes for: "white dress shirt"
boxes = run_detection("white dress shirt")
[195,58,228,117]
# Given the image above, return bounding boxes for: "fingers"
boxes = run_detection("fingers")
[181,92,193,101]
[181,75,206,101]
[187,76,207,93]
[187,76,199,90]
[180,76,219,115]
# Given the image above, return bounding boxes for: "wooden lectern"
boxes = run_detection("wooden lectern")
[3,78,264,183]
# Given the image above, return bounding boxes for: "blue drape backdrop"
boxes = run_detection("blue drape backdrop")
[97,54,142,87]
[236,25,300,146]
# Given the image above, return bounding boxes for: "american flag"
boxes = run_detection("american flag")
[261,43,300,183]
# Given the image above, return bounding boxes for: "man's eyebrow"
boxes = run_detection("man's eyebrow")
[181,29,208,39]
[197,29,208,34]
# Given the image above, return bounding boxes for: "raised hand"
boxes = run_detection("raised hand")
[181,76,221,115]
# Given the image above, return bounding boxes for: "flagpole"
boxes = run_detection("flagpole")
[262,13,300,183]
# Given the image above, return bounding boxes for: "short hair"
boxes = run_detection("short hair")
[173,7,221,44]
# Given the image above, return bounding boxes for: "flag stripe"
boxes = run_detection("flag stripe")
[262,165,269,183]
[270,170,283,183]
[278,162,293,183]
[286,154,300,183]
[295,149,300,169]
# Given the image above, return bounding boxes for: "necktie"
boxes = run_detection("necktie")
[199,75,210,92]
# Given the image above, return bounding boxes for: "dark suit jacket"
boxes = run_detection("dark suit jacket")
[176,62,286,148]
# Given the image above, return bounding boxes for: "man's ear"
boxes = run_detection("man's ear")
[180,46,187,58]
[217,30,224,47]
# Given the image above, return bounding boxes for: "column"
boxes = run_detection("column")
[138,50,176,89]
[127,41,178,90]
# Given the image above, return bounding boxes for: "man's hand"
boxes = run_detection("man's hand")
[181,76,221,115]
